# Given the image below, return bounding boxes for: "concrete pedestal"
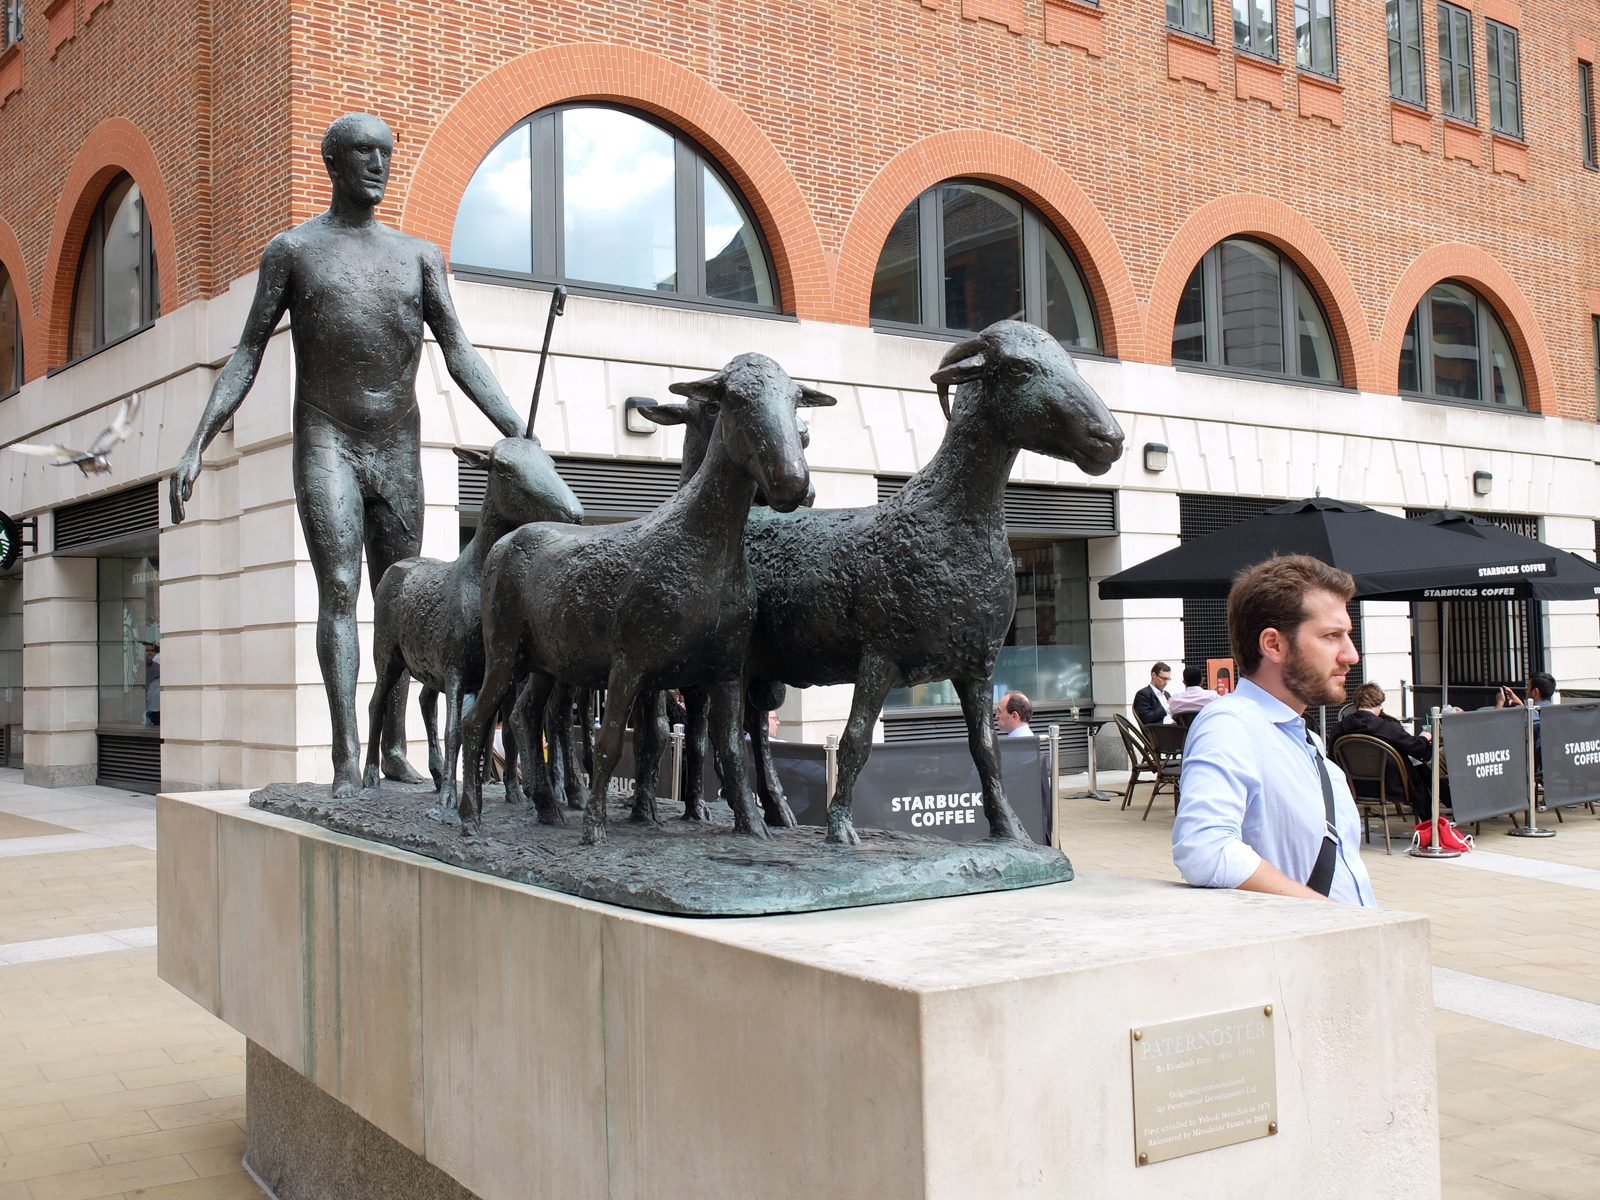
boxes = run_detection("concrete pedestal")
[157,791,1440,1200]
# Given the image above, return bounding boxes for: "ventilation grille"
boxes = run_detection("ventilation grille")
[459,456,682,520]
[879,706,1090,766]
[1404,507,1540,538]
[97,733,160,793]
[875,477,1116,536]
[0,726,8,769]
[55,483,159,551]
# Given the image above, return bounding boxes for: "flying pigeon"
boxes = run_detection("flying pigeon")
[9,392,142,476]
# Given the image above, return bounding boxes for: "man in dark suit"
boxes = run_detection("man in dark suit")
[1133,662,1173,726]
[1328,682,1434,816]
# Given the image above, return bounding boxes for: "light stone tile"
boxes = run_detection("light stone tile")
[155,796,219,1013]
[215,815,303,1074]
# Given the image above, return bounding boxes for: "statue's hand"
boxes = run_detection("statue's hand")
[169,449,201,524]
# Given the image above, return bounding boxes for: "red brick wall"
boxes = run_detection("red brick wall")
[1,0,1597,414]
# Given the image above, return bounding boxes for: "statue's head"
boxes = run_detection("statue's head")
[321,113,395,208]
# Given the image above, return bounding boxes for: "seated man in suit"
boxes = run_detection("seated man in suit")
[1328,682,1434,817]
[1133,662,1174,727]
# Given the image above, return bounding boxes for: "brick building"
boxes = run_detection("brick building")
[0,0,1596,790]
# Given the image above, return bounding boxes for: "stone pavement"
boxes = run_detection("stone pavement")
[1057,769,1600,1200]
[1,761,1598,1198]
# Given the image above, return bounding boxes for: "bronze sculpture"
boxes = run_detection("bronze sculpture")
[168,113,530,797]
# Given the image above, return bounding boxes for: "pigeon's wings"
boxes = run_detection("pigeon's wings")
[10,443,89,463]
[86,392,141,457]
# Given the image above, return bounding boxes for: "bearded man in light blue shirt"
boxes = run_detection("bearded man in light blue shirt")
[1172,555,1376,907]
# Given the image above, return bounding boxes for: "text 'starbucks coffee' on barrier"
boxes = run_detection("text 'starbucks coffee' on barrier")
[1537,702,1600,810]
[1438,708,1531,824]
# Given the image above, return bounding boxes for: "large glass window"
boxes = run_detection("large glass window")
[98,555,161,728]
[1170,238,1342,383]
[68,174,160,362]
[3,0,20,48]
[1591,315,1599,421]
[1582,61,1597,169]
[1387,0,1424,104]
[450,105,776,311]
[869,182,1101,352]
[1485,20,1521,137]
[1167,0,1211,39]
[0,264,19,397]
[1234,0,1275,58]
[885,539,1092,709]
[1295,0,1336,77]
[0,574,19,761]
[1437,3,1475,121]
[1398,281,1525,408]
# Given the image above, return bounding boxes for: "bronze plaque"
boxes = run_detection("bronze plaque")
[1130,1004,1278,1166]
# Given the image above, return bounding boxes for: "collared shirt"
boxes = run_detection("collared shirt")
[1006,723,1036,737]
[1173,678,1376,907]
[1168,685,1220,715]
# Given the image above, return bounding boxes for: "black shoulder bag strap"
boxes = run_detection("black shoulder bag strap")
[1304,731,1339,896]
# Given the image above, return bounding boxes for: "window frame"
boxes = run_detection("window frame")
[1388,0,1425,106]
[1592,314,1600,421]
[448,103,783,318]
[867,180,1105,356]
[0,265,20,398]
[1437,2,1475,123]
[1165,0,1211,41]
[1233,0,1276,59]
[1399,282,1527,410]
[2,0,20,51]
[1171,239,1346,387]
[1294,0,1337,79]
[65,174,159,369]
[1485,19,1522,138]
[1581,60,1597,169]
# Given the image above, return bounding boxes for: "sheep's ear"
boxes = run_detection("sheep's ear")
[668,372,725,406]
[640,403,694,427]
[798,384,837,409]
[929,339,988,422]
[452,446,491,469]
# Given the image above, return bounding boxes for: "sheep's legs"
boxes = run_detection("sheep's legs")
[827,654,899,845]
[418,687,444,790]
[629,692,667,825]
[953,674,1029,842]
[587,667,644,845]
[438,678,465,812]
[745,698,796,828]
[515,672,565,825]
[362,648,410,791]
[709,679,769,838]
[679,686,710,821]
[561,688,589,810]
[499,690,524,805]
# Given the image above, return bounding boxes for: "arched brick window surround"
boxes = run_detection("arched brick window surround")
[0,218,38,386]
[42,118,177,371]
[834,131,1141,357]
[1146,195,1373,391]
[1378,244,1555,413]
[400,44,829,320]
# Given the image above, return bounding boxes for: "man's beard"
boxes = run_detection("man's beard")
[1283,640,1348,708]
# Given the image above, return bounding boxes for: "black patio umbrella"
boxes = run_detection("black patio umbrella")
[1410,508,1600,602]
[1097,498,1563,603]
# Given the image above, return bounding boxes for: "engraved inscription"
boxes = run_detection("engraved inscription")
[1130,1004,1278,1166]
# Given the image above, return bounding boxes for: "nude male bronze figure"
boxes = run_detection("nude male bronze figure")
[170,113,528,797]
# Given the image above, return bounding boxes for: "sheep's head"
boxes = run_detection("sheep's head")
[456,437,584,528]
[661,354,834,512]
[930,321,1123,477]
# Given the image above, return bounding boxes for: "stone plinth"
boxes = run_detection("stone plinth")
[157,791,1440,1200]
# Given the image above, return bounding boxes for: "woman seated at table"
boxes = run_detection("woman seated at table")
[1328,683,1436,817]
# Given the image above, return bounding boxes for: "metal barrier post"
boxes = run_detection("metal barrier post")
[825,734,839,807]
[1507,703,1555,838]
[1048,723,1061,850]
[1410,707,1461,859]
[669,722,684,806]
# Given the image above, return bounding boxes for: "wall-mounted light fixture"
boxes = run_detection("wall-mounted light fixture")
[624,396,659,435]
[1473,470,1493,497]
[1143,442,1169,473]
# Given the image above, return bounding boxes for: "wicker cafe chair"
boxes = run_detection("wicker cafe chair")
[1141,722,1186,820]
[1113,713,1160,811]
[1329,734,1407,854]
[1172,709,1200,730]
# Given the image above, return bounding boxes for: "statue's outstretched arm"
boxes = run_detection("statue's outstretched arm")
[169,238,293,523]
[422,244,524,439]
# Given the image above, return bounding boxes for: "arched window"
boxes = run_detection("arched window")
[450,105,777,311]
[869,182,1101,352]
[1398,281,1524,408]
[0,263,19,397]
[1171,238,1342,384]
[68,174,160,362]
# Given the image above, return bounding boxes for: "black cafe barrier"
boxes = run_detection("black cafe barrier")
[1438,708,1530,825]
[1537,702,1600,810]
[612,734,1053,846]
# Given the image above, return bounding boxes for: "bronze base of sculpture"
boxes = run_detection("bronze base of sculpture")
[249,781,1072,916]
